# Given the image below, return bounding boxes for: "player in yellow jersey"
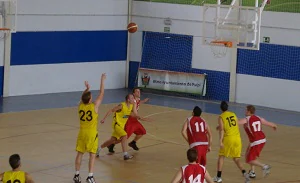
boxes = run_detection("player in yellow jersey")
[97,94,140,160]
[73,73,106,183]
[0,154,34,183]
[213,101,250,183]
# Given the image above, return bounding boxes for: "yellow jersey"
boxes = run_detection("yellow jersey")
[2,170,26,183]
[114,102,133,128]
[78,102,98,131]
[220,111,240,137]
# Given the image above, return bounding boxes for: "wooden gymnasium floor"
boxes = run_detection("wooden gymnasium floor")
[0,103,300,183]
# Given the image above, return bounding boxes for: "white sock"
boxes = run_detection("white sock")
[75,171,79,175]
[124,152,128,156]
[88,173,93,177]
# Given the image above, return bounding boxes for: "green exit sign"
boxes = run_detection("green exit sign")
[164,27,170,33]
[263,37,270,43]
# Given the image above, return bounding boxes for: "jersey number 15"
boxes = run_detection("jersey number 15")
[226,116,236,127]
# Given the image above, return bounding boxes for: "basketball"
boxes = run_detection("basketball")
[127,22,138,33]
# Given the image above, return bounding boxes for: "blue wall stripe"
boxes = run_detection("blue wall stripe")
[129,61,140,89]
[190,69,230,101]
[0,66,3,97]
[141,32,193,72]
[11,30,128,65]
[237,43,300,81]
[134,31,230,101]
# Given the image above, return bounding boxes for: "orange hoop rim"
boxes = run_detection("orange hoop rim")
[211,40,233,48]
[0,28,10,31]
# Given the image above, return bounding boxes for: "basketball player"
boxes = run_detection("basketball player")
[0,154,34,183]
[107,87,149,153]
[239,105,277,179]
[96,94,139,160]
[73,73,106,183]
[213,101,249,183]
[171,148,214,183]
[181,106,212,166]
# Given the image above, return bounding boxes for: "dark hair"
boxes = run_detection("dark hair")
[187,148,198,163]
[247,105,256,114]
[220,101,228,112]
[193,106,202,117]
[125,94,132,101]
[9,154,21,170]
[81,92,91,104]
[132,87,139,93]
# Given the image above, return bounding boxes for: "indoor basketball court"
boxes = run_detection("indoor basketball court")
[0,0,300,182]
[1,99,300,183]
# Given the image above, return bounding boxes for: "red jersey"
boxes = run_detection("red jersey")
[187,116,208,148]
[181,163,206,183]
[134,98,140,111]
[244,115,266,145]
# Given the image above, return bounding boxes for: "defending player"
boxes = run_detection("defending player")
[107,88,149,153]
[0,154,34,183]
[239,105,277,178]
[181,106,212,166]
[96,94,139,160]
[171,148,214,183]
[213,101,249,183]
[73,73,106,183]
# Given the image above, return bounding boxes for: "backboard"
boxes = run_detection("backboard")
[0,0,17,35]
[202,3,262,50]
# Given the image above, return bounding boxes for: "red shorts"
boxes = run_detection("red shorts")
[125,117,146,138]
[193,145,208,166]
[246,143,265,163]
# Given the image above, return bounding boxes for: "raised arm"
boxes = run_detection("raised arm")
[94,73,106,111]
[238,118,247,125]
[101,104,122,123]
[0,172,3,181]
[181,119,189,143]
[218,116,224,148]
[140,98,150,105]
[171,169,183,183]
[206,124,212,152]
[25,172,35,183]
[260,117,277,130]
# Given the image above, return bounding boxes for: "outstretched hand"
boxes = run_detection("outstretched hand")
[84,81,90,89]
[100,119,105,124]
[101,73,107,80]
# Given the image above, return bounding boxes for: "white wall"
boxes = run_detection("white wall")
[9,61,126,96]
[6,0,128,96]
[17,0,128,31]
[130,1,300,112]
[236,74,300,112]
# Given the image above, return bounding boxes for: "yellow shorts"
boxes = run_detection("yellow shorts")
[219,136,242,158]
[76,130,98,154]
[112,123,127,140]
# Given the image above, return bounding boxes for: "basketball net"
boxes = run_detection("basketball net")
[0,28,11,40]
[209,41,233,58]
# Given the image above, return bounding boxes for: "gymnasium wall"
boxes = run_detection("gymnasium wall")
[0,40,3,96]
[129,1,300,112]
[5,0,128,96]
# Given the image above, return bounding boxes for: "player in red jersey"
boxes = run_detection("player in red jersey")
[106,88,150,153]
[182,106,212,166]
[171,148,214,183]
[126,88,149,150]
[239,105,277,179]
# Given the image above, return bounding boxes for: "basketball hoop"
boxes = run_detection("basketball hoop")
[0,28,11,40]
[209,40,233,58]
